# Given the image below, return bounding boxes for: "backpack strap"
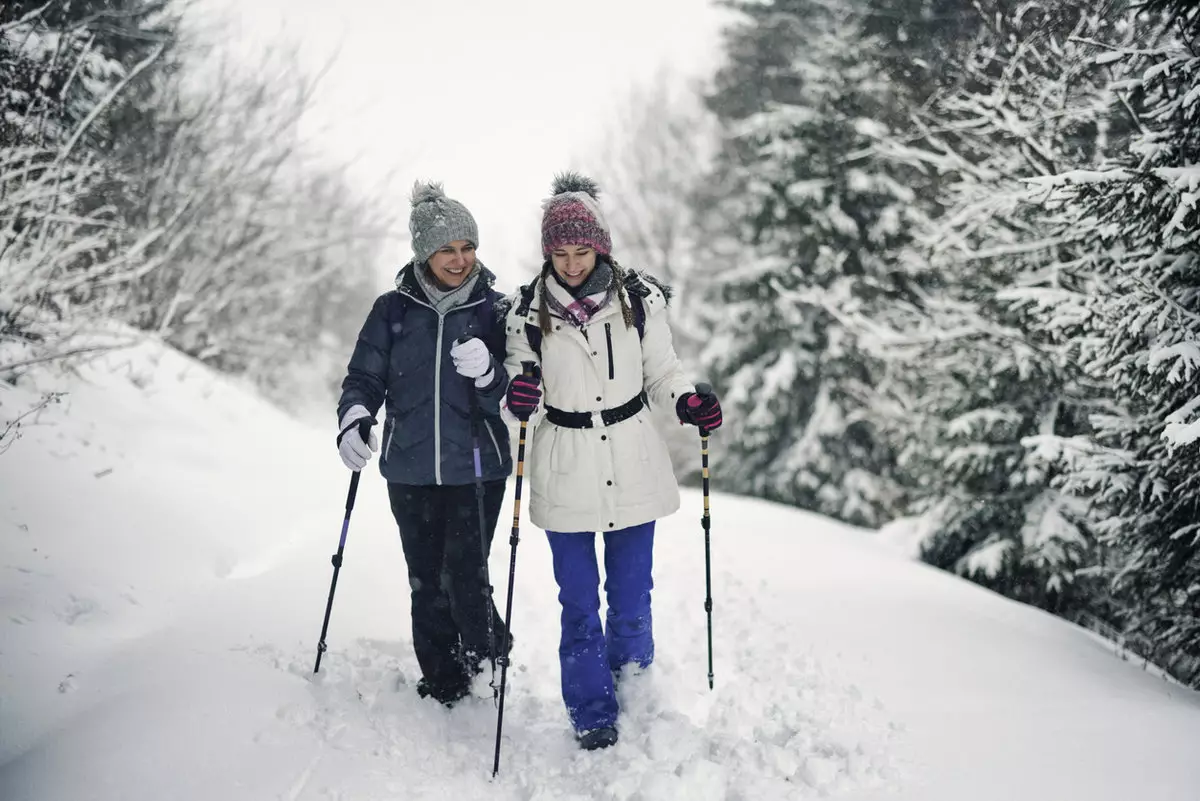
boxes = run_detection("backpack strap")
[526,323,543,359]
[622,267,671,340]
[514,282,536,317]
[510,281,543,359]
[388,290,410,336]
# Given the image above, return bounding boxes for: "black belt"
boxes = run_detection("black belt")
[545,393,646,429]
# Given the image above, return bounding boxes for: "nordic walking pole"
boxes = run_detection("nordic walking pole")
[458,336,498,697]
[493,360,537,778]
[694,382,715,690]
[314,416,376,674]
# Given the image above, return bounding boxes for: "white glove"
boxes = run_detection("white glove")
[337,405,378,471]
[450,337,495,387]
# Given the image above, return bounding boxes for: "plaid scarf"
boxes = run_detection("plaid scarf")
[544,261,614,328]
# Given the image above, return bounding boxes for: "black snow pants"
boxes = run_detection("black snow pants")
[387,480,511,695]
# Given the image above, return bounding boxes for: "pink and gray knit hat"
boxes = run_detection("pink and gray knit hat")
[540,172,612,257]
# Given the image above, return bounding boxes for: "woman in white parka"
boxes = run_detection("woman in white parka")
[502,173,723,751]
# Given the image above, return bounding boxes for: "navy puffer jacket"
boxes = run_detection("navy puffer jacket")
[337,262,512,486]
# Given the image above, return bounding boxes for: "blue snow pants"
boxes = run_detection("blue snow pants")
[545,521,655,733]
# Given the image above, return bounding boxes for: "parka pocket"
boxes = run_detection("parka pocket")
[612,416,652,468]
[380,417,396,463]
[548,427,580,476]
[483,419,503,464]
[529,426,555,500]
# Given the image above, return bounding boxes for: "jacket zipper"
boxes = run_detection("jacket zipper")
[434,312,445,485]
[397,288,488,486]
[605,322,615,380]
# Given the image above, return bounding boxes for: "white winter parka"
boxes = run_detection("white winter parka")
[502,270,694,534]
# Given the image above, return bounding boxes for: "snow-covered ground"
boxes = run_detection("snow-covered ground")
[2,332,1199,801]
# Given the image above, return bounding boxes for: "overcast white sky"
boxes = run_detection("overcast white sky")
[202,0,731,289]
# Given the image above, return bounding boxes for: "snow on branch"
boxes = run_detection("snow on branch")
[1162,395,1200,448]
[0,390,63,455]
[1024,169,1136,188]
[56,43,165,166]
[1149,340,1200,385]
[0,2,55,35]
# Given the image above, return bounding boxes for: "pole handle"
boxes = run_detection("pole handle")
[336,415,376,448]
[694,382,713,437]
[456,335,484,421]
[340,419,375,511]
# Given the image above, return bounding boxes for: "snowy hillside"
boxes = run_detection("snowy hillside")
[2,334,1199,801]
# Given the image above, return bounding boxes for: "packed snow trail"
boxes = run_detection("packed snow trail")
[2,335,1200,801]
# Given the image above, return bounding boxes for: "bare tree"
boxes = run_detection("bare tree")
[594,68,716,317]
[1,36,166,377]
[2,11,396,447]
[96,38,395,402]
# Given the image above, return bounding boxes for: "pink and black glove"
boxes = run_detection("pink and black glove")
[676,386,722,433]
[506,369,542,422]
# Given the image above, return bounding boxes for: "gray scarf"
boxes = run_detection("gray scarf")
[553,259,613,300]
[414,261,482,314]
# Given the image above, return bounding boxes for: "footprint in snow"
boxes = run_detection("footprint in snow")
[58,594,98,625]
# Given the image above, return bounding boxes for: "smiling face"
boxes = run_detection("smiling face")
[427,240,476,287]
[549,244,597,288]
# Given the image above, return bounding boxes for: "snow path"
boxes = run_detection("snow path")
[3,335,1199,800]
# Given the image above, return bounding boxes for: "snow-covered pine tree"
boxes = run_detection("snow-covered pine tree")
[692,0,931,526]
[1019,0,1200,684]
[865,2,1140,615]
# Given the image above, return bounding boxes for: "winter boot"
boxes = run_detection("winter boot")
[577,726,618,751]
[416,676,470,708]
[463,631,515,677]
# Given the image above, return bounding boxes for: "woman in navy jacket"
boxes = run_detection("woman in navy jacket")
[336,182,512,706]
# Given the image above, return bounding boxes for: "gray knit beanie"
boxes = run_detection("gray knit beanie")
[409,181,479,265]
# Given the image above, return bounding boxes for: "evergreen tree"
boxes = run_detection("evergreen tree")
[872,2,1137,614]
[694,0,929,526]
[1021,0,1200,683]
